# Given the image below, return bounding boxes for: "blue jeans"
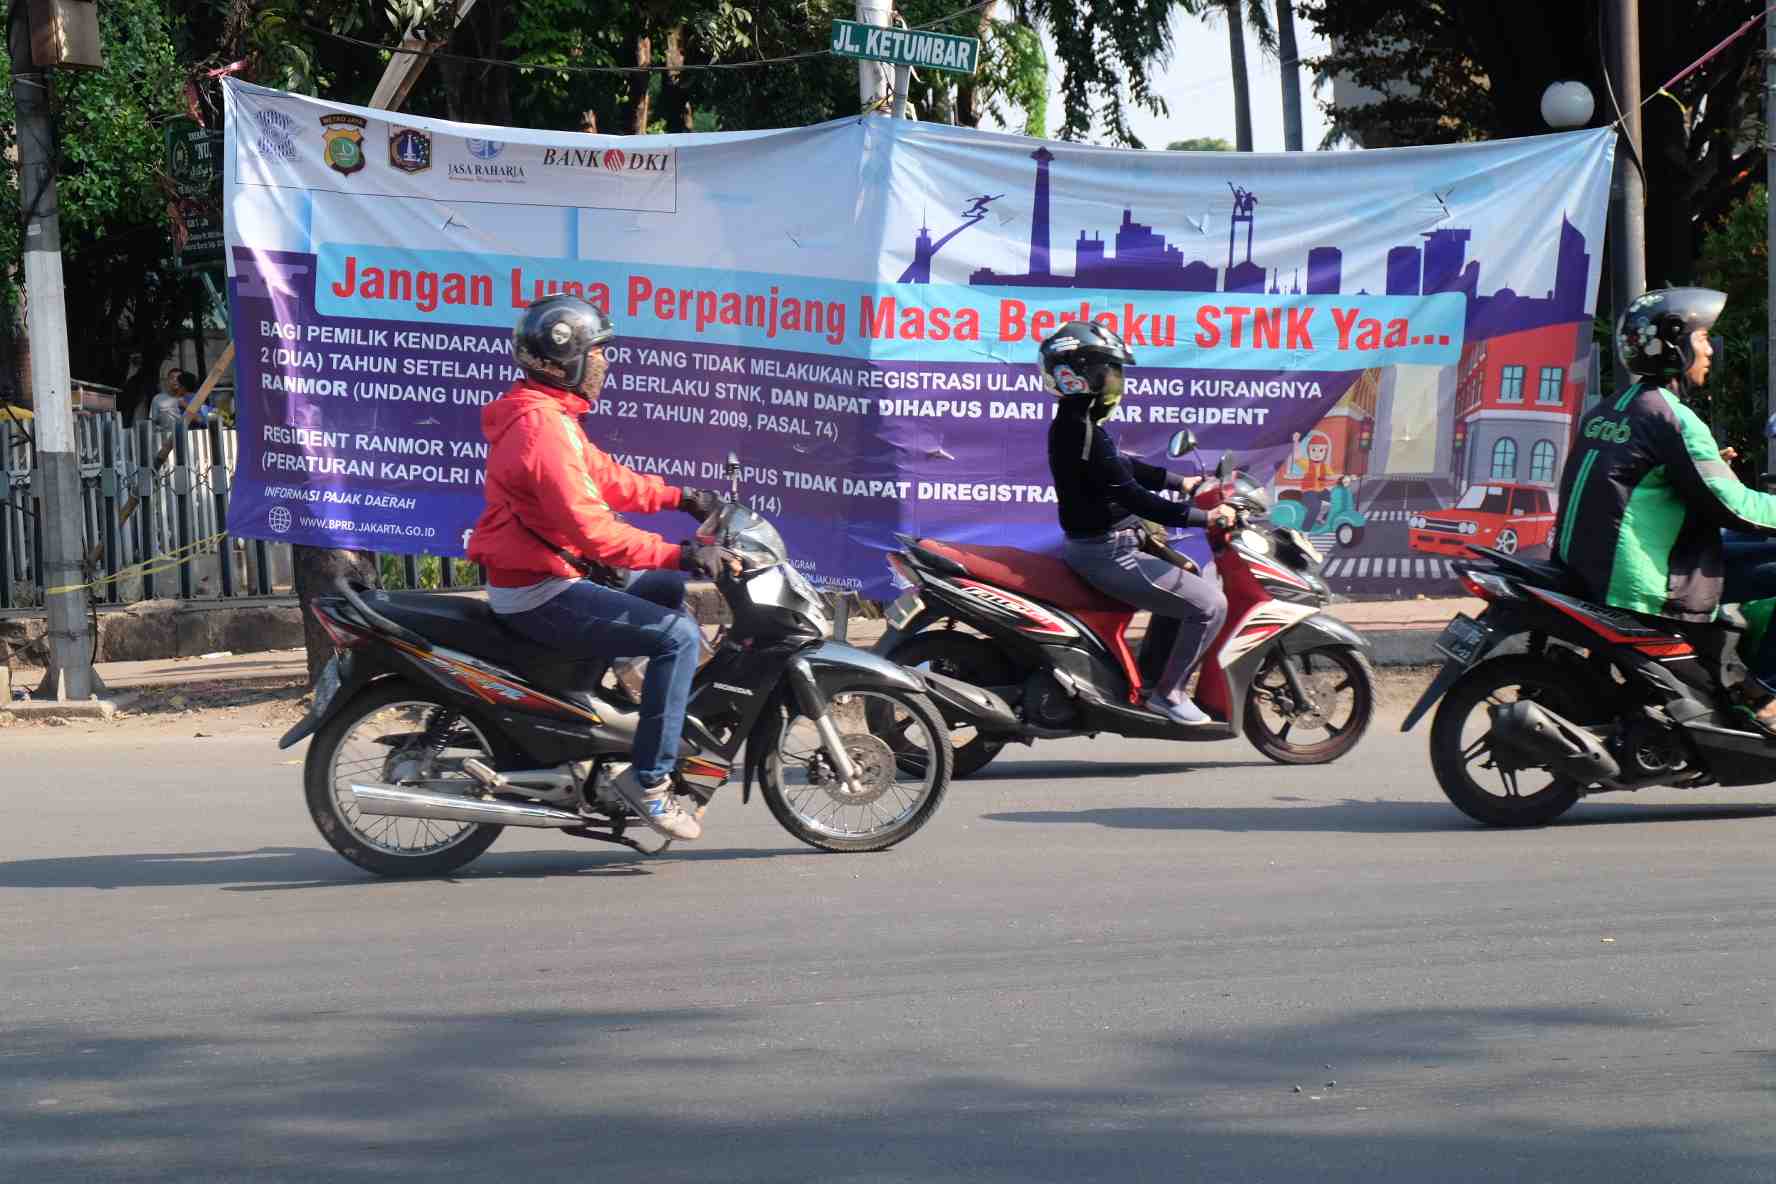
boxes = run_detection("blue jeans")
[498,571,699,785]
[1721,534,1776,695]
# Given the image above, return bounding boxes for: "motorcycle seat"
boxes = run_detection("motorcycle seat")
[370,591,609,692]
[917,538,1133,615]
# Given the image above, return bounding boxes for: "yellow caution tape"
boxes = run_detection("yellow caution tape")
[43,529,231,596]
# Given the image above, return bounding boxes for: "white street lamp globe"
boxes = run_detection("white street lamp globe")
[1541,81,1595,129]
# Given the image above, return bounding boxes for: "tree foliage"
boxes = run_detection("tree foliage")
[1694,185,1768,475]
[1297,0,1766,289]
[1166,137,1233,151]
[2,0,197,393]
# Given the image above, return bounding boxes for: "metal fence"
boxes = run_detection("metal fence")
[1,410,479,610]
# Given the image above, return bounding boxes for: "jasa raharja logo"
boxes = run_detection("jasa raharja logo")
[1583,416,1633,444]
[539,146,672,174]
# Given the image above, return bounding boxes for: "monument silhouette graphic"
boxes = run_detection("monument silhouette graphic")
[909,146,1592,339]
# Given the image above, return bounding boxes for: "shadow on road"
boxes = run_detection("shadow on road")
[983,797,1776,834]
[0,844,810,891]
[966,758,1272,782]
[5,1002,1769,1182]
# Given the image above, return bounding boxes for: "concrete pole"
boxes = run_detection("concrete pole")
[856,0,892,113]
[9,4,94,700]
[1766,7,1776,478]
[1607,0,1647,395]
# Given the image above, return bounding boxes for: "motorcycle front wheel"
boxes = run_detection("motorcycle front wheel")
[1244,645,1375,764]
[304,679,506,877]
[760,687,953,852]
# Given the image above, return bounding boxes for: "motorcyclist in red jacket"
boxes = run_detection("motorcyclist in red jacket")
[467,295,733,841]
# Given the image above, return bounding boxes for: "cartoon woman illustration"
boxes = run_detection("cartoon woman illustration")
[1288,429,1337,530]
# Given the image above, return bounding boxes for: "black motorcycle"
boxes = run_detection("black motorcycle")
[280,462,954,875]
[1404,545,1776,826]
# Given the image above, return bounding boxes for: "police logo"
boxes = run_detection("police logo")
[390,127,432,174]
[320,114,367,176]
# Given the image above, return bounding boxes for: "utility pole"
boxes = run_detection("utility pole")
[856,0,891,113]
[1607,0,1647,396]
[9,2,94,700]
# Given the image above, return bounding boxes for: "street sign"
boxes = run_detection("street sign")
[830,19,979,76]
[166,117,225,270]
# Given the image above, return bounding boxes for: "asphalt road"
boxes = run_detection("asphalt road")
[5,700,1776,1183]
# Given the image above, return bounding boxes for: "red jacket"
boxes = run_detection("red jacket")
[467,380,684,587]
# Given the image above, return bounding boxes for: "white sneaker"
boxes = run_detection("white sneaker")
[1146,694,1211,725]
[612,768,702,841]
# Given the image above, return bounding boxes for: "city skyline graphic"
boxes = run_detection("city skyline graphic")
[903,146,1593,341]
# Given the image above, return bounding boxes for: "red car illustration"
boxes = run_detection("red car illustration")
[1408,483,1558,557]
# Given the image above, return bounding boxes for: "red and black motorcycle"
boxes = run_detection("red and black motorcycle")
[874,431,1376,776]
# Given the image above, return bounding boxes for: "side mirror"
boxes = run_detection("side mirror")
[1167,428,1197,458]
[1216,451,1232,482]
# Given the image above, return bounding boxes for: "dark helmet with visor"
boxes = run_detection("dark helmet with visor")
[514,294,615,392]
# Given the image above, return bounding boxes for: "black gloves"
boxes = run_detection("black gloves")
[680,542,743,579]
[679,488,723,521]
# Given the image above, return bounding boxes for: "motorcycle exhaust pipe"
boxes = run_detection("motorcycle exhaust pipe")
[349,782,584,829]
[1488,701,1620,783]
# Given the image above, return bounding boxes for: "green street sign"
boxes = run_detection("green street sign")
[830,19,979,76]
[166,117,225,270]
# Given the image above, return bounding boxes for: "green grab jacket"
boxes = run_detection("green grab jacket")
[1554,382,1776,622]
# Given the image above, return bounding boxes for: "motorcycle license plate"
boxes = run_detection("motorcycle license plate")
[1434,614,1489,665]
[886,589,924,631]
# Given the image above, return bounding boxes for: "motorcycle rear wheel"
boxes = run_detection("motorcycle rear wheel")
[1245,646,1375,764]
[884,632,1017,778]
[304,679,506,877]
[1428,656,1586,827]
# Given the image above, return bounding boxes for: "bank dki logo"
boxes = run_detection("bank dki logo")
[320,114,367,176]
[253,108,298,161]
[539,146,673,174]
[465,138,503,160]
[268,506,292,535]
[389,127,432,174]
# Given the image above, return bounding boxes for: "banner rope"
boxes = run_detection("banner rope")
[43,530,230,597]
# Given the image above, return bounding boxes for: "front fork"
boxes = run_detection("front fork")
[785,656,866,795]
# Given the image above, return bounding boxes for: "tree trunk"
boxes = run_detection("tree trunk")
[1276,0,1303,151]
[1225,1,1254,151]
[627,32,654,134]
[293,546,379,685]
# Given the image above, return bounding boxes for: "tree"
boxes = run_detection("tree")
[1298,1,1766,290]
[0,0,203,396]
[1275,0,1304,150]
[1166,136,1233,150]
[1176,1,1276,152]
[1694,185,1768,475]
[1008,0,1177,145]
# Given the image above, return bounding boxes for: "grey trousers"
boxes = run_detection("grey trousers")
[1063,526,1228,700]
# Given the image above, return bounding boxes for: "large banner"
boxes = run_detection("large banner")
[222,80,1615,599]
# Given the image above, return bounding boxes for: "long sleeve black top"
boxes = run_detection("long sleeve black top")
[1047,403,1207,538]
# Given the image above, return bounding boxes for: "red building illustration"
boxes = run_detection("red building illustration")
[1450,322,1590,496]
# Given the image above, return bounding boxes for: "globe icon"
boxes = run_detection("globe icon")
[268,505,292,534]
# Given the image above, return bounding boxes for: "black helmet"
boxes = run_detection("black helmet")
[1038,320,1134,404]
[1616,287,1725,380]
[514,294,615,392]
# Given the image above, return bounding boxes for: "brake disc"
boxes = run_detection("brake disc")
[805,734,897,806]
